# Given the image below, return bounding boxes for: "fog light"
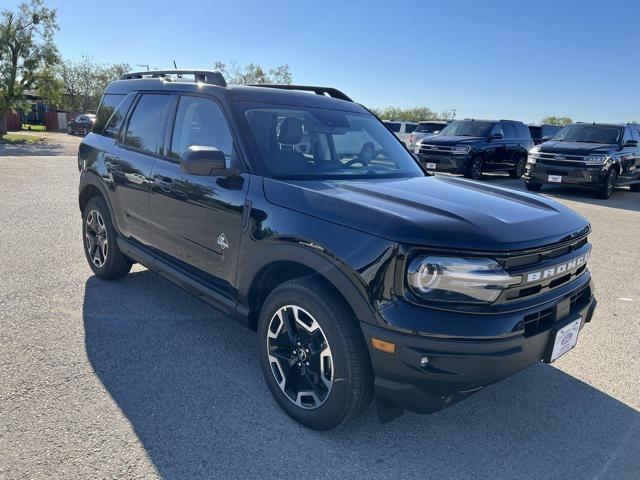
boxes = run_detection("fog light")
[420,356,429,367]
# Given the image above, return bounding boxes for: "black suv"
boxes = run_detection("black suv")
[415,119,533,180]
[524,123,640,199]
[78,70,596,430]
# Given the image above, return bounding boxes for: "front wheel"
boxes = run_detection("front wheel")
[258,278,373,430]
[464,156,484,180]
[510,157,526,178]
[597,168,617,199]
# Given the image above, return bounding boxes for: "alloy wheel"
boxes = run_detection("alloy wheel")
[85,210,108,268]
[266,305,333,409]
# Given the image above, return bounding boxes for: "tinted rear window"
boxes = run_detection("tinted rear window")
[124,94,173,153]
[415,123,445,133]
[405,123,417,133]
[102,93,135,139]
[385,122,401,132]
[93,94,124,134]
[528,126,542,139]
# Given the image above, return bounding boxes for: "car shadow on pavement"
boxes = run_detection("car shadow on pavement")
[83,271,640,480]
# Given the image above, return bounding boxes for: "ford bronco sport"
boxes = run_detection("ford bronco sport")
[525,122,640,199]
[79,70,597,430]
[415,119,533,180]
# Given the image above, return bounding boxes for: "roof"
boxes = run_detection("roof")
[104,77,366,113]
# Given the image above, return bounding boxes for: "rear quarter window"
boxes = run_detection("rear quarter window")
[385,122,401,133]
[405,123,417,133]
[93,94,125,134]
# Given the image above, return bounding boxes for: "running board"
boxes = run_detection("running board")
[117,237,251,326]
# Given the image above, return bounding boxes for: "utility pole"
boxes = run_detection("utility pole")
[450,108,456,121]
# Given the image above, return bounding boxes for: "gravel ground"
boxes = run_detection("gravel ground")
[1,133,638,479]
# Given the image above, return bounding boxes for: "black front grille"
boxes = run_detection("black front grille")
[520,284,591,337]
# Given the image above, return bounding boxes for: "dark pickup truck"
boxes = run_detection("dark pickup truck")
[78,70,597,430]
[415,119,533,180]
[525,123,640,198]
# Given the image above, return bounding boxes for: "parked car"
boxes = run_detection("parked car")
[415,119,533,180]
[406,120,448,149]
[67,114,96,135]
[383,120,416,144]
[529,124,562,145]
[525,123,640,198]
[78,70,596,430]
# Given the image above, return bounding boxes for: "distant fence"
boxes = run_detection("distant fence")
[5,111,22,131]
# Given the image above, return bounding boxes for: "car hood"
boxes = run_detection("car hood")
[263,176,589,251]
[539,141,616,155]
[421,135,485,146]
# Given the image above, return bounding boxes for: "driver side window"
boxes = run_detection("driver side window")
[491,124,504,137]
[170,96,236,167]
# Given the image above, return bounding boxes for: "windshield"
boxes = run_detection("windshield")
[242,105,424,179]
[439,121,494,137]
[415,122,445,133]
[552,125,622,144]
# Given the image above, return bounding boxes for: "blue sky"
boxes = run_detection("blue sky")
[5,0,639,123]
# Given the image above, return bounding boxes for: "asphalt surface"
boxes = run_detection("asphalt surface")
[1,132,638,479]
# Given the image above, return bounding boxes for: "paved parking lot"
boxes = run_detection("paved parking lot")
[1,133,638,479]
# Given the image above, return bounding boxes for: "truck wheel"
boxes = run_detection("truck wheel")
[525,181,543,192]
[464,156,484,180]
[82,196,132,279]
[630,183,640,192]
[258,278,373,430]
[597,168,617,199]
[510,157,526,178]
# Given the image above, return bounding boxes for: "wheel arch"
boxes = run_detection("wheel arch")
[239,245,378,331]
[79,173,115,221]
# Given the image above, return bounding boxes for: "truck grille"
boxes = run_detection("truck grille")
[530,152,587,164]
[418,144,453,154]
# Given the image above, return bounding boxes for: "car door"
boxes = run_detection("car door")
[148,94,249,288]
[619,127,640,182]
[102,93,172,247]
[485,123,505,170]
[500,122,519,168]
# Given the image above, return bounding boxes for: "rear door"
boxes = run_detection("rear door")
[620,127,640,182]
[102,93,172,246]
[148,94,249,288]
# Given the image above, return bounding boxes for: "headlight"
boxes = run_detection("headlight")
[452,145,471,155]
[583,154,608,165]
[406,256,520,304]
[414,145,421,154]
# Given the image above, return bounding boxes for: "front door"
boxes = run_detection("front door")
[148,94,249,288]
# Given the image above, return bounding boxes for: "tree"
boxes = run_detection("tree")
[0,0,58,134]
[57,55,130,112]
[369,106,451,122]
[214,60,292,85]
[540,116,573,126]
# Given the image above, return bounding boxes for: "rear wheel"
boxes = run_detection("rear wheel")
[464,156,484,180]
[596,168,617,199]
[82,196,132,279]
[510,156,526,178]
[258,278,373,430]
[525,181,543,192]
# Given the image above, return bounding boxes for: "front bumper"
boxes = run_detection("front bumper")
[525,162,607,187]
[361,277,596,414]
[416,152,469,174]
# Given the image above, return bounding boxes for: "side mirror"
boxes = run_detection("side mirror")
[180,146,236,176]
[489,133,503,140]
[624,140,639,148]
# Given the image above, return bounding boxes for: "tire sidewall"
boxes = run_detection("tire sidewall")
[600,168,617,198]
[257,283,360,430]
[468,157,483,180]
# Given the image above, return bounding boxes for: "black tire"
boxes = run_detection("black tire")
[596,168,617,199]
[258,277,373,430]
[525,181,543,192]
[82,196,132,279]
[464,156,484,180]
[510,156,526,178]
[630,183,640,192]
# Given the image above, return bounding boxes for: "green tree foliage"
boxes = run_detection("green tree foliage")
[370,106,453,122]
[214,60,292,85]
[540,116,573,126]
[0,0,58,133]
[57,54,130,112]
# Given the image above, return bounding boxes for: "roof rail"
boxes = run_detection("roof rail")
[120,69,227,87]
[248,84,353,102]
